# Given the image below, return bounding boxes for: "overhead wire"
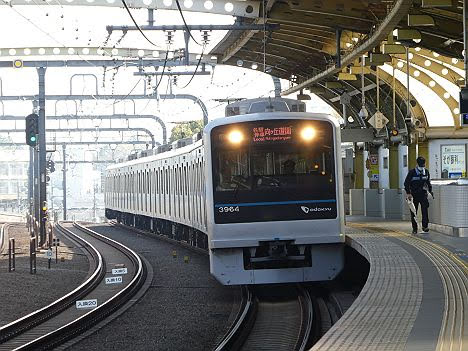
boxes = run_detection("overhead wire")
[121,0,161,48]
[262,0,266,72]
[179,44,206,89]
[154,49,170,92]
[174,0,201,46]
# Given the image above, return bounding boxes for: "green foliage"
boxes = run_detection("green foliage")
[169,120,204,143]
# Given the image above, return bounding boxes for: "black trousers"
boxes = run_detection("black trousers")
[411,196,429,231]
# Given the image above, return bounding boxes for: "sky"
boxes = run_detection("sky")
[0,3,337,208]
[0,4,337,148]
[0,2,458,143]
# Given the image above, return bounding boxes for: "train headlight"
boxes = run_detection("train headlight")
[227,130,244,144]
[300,127,316,141]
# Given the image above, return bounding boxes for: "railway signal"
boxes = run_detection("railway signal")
[47,160,56,173]
[42,201,48,222]
[25,113,39,147]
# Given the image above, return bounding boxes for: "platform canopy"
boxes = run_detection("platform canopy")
[211,0,467,132]
[0,0,466,132]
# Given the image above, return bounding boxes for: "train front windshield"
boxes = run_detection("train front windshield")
[211,119,337,224]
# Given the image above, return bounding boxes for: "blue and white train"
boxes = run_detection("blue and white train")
[105,98,345,285]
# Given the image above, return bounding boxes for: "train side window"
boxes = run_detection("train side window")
[167,168,169,195]
[178,167,181,195]
[175,167,178,195]
[184,166,188,195]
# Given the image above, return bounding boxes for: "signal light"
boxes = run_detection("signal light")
[25,113,39,147]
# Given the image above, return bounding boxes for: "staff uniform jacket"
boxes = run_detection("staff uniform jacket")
[404,168,433,198]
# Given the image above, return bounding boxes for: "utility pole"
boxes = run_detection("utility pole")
[28,146,33,220]
[34,142,40,233]
[62,144,67,220]
[37,67,47,246]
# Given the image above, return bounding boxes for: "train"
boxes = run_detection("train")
[105,97,345,285]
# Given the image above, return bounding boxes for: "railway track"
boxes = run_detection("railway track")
[110,220,352,351]
[0,221,147,351]
[215,286,314,351]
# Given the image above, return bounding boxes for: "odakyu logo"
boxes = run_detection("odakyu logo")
[301,206,332,214]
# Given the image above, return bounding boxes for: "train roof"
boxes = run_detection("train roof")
[204,111,340,131]
[107,139,203,171]
[108,111,339,173]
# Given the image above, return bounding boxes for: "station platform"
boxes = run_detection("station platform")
[311,217,467,351]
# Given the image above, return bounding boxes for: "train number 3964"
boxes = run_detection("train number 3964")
[218,206,240,213]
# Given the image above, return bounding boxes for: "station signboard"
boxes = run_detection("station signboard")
[441,145,466,178]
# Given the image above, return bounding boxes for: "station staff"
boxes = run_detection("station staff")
[404,156,433,234]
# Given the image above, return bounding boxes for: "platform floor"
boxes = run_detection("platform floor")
[311,217,467,351]
[347,216,468,263]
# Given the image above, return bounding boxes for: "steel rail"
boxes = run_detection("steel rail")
[14,222,146,350]
[109,222,316,351]
[214,286,257,351]
[296,287,314,351]
[214,286,314,351]
[0,222,104,345]
[108,220,260,351]
[0,221,146,350]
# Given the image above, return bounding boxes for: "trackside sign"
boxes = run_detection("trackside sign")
[105,276,123,284]
[76,299,98,309]
[112,268,127,275]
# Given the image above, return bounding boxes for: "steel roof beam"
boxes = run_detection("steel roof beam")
[0,94,208,125]
[0,140,151,146]
[282,0,412,95]
[0,59,208,69]
[0,0,260,18]
[107,24,280,32]
[0,114,168,144]
[0,127,157,148]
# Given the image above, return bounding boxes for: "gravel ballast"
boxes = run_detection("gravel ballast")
[67,224,237,351]
[0,224,90,326]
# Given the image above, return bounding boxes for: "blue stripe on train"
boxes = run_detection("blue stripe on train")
[214,199,336,207]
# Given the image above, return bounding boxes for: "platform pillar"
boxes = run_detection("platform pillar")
[354,147,364,189]
[398,144,409,188]
[408,142,418,170]
[378,146,390,189]
[389,144,399,189]
[363,149,370,189]
[418,140,429,164]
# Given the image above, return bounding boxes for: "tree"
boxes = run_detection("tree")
[169,120,204,143]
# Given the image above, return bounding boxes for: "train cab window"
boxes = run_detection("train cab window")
[211,119,337,223]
